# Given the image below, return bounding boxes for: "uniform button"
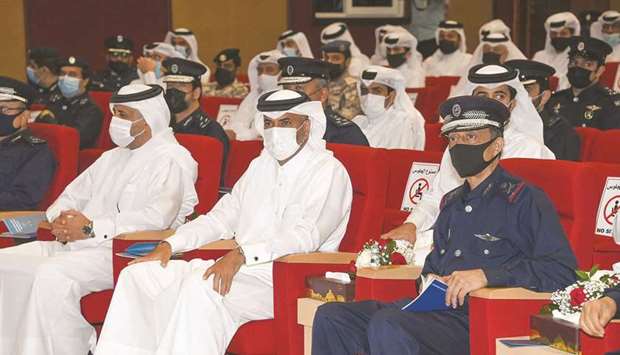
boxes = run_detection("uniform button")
[62,105,67,110]
[254,256,258,261]
[582,124,586,127]
[465,205,472,213]
[483,249,490,255]
[440,249,445,255]
[573,97,579,103]
[104,235,108,239]
[454,249,462,257]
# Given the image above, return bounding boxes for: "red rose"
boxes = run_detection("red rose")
[569,287,587,307]
[377,238,390,248]
[348,260,357,274]
[390,252,407,265]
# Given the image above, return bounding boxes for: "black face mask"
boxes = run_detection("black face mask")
[449,138,499,178]
[531,93,545,113]
[438,40,458,54]
[386,53,407,68]
[482,52,501,64]
[550,37,571,52]
[165,88,189,114]
[567,66,594,89]
[328,63,345,79]
[108,61,130,74]
[214,68,235,87]
[0,112,21,136]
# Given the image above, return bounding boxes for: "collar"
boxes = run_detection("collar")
[177,107,203,127]
[461,165,504,202]
[67,91,89,105]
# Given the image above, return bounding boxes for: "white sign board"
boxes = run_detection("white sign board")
[401,162,440,212]
[216,104,239,129]
[595,177,620,237]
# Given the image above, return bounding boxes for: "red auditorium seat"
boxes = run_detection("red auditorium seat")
[406,86,446,123]
[223,140,263,189]
[29,123,79,209]
[425,75,460,88]
[575,127,601,161]
[78,134,224,333]
[424,122,448,152]
[89,91,114,150]
[200,96,243,118]
[584,129,620,164]
[601,62,620,89]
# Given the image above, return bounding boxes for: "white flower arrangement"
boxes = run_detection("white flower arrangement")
[354,239,415,269]
[544,266,620,324]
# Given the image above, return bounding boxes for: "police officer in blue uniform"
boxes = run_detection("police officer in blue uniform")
[162,57,230,180]
[505,59,581,161]
[546,36,620,129]
[90,35,139,91]
[312,95,577,355]
[277,57,369,146]
[26,47,62,106]
[0,76,56,211]
[37,56,103,149]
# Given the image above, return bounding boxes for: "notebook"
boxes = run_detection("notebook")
[0,213,46,239]
[401,275,450,312]
[115,242,159,258]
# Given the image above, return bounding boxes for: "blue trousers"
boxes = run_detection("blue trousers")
[312,299,469,355]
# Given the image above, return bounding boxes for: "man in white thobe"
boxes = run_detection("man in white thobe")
[132,42,183,87]
[423,20,473,77]
[532,12,581,91]
[164,28,212,86]
[383,29,426,88]
[0,84,198,355]
[382,63,555,261]
[277,30,314,58]
[353,65,425,150]
[95,89,353,355]
[320,22,370,77]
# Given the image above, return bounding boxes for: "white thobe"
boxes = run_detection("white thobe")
[0,136,197,355]
[395,62,426,88]
[95,145,353,355]
[353,108,425,150]
[423,50,473,77]
[404,125,556,261]
[228,92,260,141]
[532,48,571,91]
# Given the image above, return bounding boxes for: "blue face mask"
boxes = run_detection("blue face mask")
[603,33,620,47]
[26,67,40,85]
[154,61,162,79]
[282,47,298,57]
[58,75,81,98]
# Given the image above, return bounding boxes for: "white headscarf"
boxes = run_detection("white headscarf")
[277,30,314,58]
[133,42,184,86]
[479,19,512,41]
[591,10,620,61]
[370,25,408,66]
[453,33,526,95]
[320,22,370,77]
[353,65,425,150]
[383,30,426,88]
[532,12,580,91]
[423,21,473,77]
[254,90,327,152]
[164,28,211,85]
[232,50,284,140]
[453,64,545,145]
[108,84,198,214]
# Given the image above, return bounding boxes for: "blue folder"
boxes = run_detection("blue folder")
[401,277,450,312]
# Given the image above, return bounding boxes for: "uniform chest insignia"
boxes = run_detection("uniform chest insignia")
[584,105,601,120]
[80,98,88,105]
[552,102,561,114]
[615,100,620,107]
[474,233,502,242]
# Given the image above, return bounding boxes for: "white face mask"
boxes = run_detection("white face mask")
[109,116,145,148]
[361,93,387,120]
[174,45,190,58]
[263,123,304,161]
[257,74,280,91]
[282,47,299,57]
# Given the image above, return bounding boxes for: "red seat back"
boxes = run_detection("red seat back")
[601,62,620,89]
[586,129,620,164]
[223,140,263,189]
[424,123,448,152]
[549,76,559,91]
[327,144,389,252]
[200,96,243,118]
[382,149,443,232]
[175,134,224,214]
[29,123,79,209]
[89,91,114,150]
[406,86,446,123]
[425,75,460,88]
[575,127,602,161]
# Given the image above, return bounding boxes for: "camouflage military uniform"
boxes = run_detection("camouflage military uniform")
[202,80,249,98]
[327,73,361,121]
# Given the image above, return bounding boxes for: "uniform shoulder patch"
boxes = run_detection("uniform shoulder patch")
[198,115,212,129]
[22,133,47,145]
[328,111,353,127]
[439,185,464,210]
[498,178,527,204]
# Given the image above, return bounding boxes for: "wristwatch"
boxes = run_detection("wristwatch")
[82,222,96,239]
